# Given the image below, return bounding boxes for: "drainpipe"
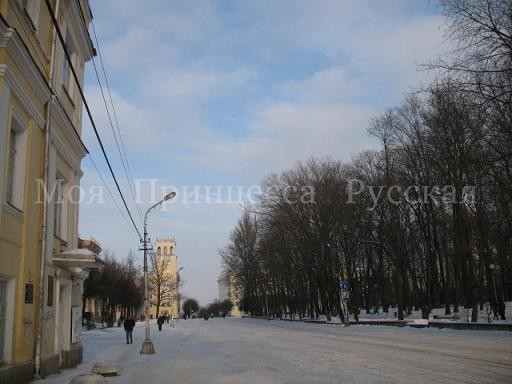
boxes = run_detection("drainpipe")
[34,0,60,378]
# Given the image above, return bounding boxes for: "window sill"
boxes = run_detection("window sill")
[2,202,24,219]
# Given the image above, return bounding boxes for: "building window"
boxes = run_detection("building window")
[18,0,41,30]
[47,276,54,307]
[24,283,33,304]
[53,176,67,239]
[61,24,77,99]
[6,128,16,205]
[5,114,27,210]
[0,280,7,362]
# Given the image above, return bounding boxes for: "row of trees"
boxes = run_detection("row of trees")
[197,299,233,319]
[182,298,233,319]
[83,252,143,326]
[182,298,200,318]
[83,250,182,325]
[221,0,511,322]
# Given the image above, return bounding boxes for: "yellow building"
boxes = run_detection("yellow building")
[149,238,181,320]
[0,1,99,382]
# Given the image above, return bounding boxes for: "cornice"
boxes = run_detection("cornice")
[0,18,51,107]
[0,64,46,128]
[50,98,88,175]
[66,0,94,62]
[49,127,83,177]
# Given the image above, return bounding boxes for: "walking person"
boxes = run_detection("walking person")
[124,315,135,344]
[498,299,506,320]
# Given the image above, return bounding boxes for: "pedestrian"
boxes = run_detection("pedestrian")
[157,315,164,331]
[498,300,506,320]
[124,315,135,344]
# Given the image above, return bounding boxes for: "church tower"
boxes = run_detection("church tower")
[149,238,181,319]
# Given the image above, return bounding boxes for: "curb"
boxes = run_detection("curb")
[244,316,512,331]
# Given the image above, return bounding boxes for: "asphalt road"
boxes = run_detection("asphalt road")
[39,317,512,384]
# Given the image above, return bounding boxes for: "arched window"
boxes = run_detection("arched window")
[157,247,161,256]
[170,246,174,255]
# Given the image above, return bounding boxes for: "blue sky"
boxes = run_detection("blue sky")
[79,0,449,305]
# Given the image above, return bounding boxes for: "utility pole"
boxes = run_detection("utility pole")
[140,192,176,355]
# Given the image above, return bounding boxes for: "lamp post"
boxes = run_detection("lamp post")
[327,243,349,326]
[175,266,183,320]
[140,191,176,355]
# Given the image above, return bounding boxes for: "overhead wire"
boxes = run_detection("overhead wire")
[85,156,140,239]
[89,18,144,222]
[44,0,142,240]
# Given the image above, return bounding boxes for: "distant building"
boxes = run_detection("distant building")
[218,271,243,317]
[149,238,181,319]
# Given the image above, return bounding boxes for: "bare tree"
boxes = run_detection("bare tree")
[149,251,177,318]
[182,298,199,318]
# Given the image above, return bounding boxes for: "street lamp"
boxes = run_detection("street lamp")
[175,266,184,320]
[140,192,176,355]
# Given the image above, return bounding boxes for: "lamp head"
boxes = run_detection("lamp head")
[164,192,177,201]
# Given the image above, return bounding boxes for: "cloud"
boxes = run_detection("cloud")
[82,0,449,304]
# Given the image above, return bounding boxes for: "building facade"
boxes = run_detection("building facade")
[149,238,181,320]
[218,271,243,317]
[0,1,99,382]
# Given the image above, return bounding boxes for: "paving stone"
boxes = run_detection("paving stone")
[69,373,107,384]
[91,362,122,376]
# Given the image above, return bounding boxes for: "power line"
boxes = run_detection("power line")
[89,18,144,222]
[89,48,143,222]
[86,155,140,239]
[44,0,142,240]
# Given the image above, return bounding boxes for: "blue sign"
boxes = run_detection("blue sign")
[342,291,350,301]
[340,281,350,291]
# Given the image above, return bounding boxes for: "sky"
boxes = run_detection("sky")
[78,0,450,305]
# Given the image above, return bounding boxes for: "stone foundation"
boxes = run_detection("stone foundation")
[63,343,83,369]
[40,353,59,377]
[0,361,34,384]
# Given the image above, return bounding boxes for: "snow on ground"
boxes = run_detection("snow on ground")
[287,302,512,325]
[36,318,512,384]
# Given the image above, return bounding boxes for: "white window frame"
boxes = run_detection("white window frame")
[5,112,27,211]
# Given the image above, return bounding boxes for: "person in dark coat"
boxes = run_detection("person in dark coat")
[498,300,506,320]
[157,315,164,331]
[124,315,135,344]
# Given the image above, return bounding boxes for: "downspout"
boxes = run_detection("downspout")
[34,0,60,378]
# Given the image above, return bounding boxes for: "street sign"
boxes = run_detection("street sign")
[342,291,350,301]
[340,281,350,291]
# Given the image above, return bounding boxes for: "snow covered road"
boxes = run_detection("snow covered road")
[38,318,512,384]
